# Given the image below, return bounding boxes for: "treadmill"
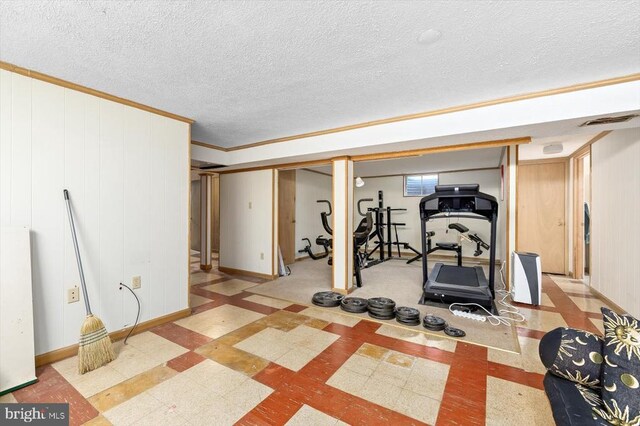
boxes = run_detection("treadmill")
[418,184,498,313]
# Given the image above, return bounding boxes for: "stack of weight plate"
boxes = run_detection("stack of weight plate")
[395,307,420,326]
[367,297,396,320]
[422,314,447,331]
[311,291,344,307]
[340,297,369,314]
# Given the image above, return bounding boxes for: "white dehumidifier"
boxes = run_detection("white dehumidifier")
[511,252,541,305]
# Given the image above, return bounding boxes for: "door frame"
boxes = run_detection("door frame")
[572,145,591,280]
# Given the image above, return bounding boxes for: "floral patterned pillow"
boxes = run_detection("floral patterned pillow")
[600,307,640,425]
[543,327,604,388]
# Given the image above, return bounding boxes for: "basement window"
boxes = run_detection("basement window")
[404,174,439,197]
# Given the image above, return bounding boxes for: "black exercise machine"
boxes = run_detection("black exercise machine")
[406,222,490,264]
[418,184,498,313]
[298,237,330,260]
[305,199,373,287]
[357,191,421,267]
[298,200,333,262]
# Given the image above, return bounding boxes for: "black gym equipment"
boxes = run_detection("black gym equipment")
[298,237,330,260]
[407,222,490,264]
[312,199,373,287]
[418,184,498,313]
[422,314,447,331]
[340,297,369,314]
[367,297,396,320]
[444,326,466,338]
[357,191,421,267]
[312,291,344,307]
[395,307,421,326]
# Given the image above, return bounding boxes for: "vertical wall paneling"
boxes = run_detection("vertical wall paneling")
[0,70,13,226]
[98,99,125,331]
[80,94,101,345]
[123,106,152,325]
[591,129,640,317]
[1,69,189,356]
[148,116,168,319]
[62,88,87,345]
[10,72,32,228]
[31,79,65,354]
[164,119,189,312]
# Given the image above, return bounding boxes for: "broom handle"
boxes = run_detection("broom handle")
[64,189,92,316]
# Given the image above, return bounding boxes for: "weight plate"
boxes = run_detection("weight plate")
[311,291,344,307]
[340,297,369,313]
[395,306,420,319]
[422,314,446,331]
[396,317,420,326]
[367,305,395,313]
[368,311,396,320]
[367,297,396,310]
[444,326,466,338]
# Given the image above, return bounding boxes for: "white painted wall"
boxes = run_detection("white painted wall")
[591,128,640,317]
[294,170,332,258]
[219,169,274,276]
[0,69,190,355]
[354,169,502,261]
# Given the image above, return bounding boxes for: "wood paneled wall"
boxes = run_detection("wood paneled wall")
[0,69,190,355]
[591,129,640,317]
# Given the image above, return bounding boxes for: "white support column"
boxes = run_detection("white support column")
[200,174,212,271]
[331,157,354,293]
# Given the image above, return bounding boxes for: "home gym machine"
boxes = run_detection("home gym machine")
[305,199,373,287]
[298,200,333,261]
[406,222,490,264]
[418,184,498,313]
[357,191,421,267]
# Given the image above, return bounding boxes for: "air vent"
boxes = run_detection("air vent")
[579,114,638,127]
[201,164,225,170]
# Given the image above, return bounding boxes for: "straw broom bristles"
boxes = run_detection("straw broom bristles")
[78,314,116,374]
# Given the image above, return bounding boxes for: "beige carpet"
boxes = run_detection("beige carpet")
[247,258,519,352]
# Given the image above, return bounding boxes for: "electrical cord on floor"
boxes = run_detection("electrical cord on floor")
[119,283,141,345]
[449,261,527,326]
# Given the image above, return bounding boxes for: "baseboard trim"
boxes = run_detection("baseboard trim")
[218,266,276,281]
[34,308,191,367]
[588,285,628,315]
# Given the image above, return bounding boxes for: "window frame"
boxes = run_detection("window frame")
[403,173,439,197]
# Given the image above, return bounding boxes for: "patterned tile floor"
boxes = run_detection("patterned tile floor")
[2,256,615,425]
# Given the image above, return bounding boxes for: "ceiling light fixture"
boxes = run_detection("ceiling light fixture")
[355,177,365,188]
[417,29,442,45]
[543,144,563,155]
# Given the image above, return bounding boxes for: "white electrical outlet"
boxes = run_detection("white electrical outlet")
[132,276,141,289]
[67,287,79,303]
[260,252,264,260]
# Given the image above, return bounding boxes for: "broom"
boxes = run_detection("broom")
[64,189,116,374]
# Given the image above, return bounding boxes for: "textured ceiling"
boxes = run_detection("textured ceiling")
[1,1,639,148]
